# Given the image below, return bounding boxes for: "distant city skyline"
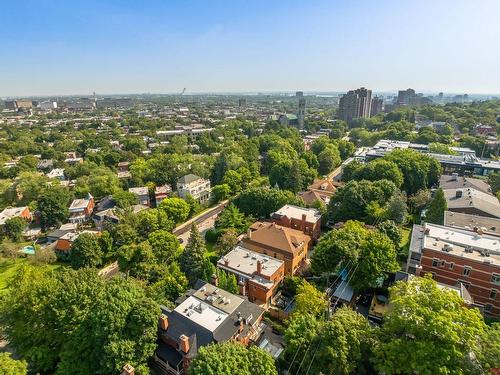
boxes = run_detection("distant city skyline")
[1,0,500,97]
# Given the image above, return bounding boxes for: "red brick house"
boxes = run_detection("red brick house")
[407,223,500,316]
[270,204,321,240]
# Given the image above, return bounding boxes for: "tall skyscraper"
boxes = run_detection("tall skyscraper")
[370,96,384,116]
[338,87,372,123]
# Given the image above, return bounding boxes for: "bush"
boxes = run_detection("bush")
[204,228,221,243]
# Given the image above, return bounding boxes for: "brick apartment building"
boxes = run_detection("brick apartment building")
[241,221,311,275]
[270,204,321,240]
[407,223,500,316]
[217,246,284,306]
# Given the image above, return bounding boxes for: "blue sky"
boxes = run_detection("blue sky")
[1,0,500,96]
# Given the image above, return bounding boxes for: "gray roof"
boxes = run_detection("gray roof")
[439,175,491,195]
[177,174,202,185]
[444,211,500,236]
[444,188,500,218]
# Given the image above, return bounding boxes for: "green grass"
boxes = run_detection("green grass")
[398,227,412,263]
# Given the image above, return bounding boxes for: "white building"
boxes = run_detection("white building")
[176,174,211,203]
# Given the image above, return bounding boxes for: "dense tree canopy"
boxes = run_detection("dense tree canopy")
[374,275,486,375]
[0,266,159,375]
[189,342,277,375]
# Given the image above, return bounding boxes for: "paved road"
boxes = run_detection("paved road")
[173,200,229,246]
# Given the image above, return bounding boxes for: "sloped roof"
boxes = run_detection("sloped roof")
[177,174,202,185]
[308,178,337,193]
[444,188,500,218]
[246,222,311,254]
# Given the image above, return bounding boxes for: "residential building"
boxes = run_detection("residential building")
[474,123,496,137]
[152,281,264,375]
[54,230,100,253]
[407,223,500,316]
[370,96,384,116]
[443,188,500,219]
[338,87,372,124]
[439,174,492,195]
[46,168,65,181]
[117,161,131,179]
[358,139,500,176]
[128,187,150,206]
[155,184,172,206]
[444,211,500,237]
[46,223,78,244]
[270,204,322,240]
[93,204,147,230]
[217,246,284,306]
[0,206,32,225]
[241,222,311,275]
[299,178,337,206]
[68,193,95,224]
[177,174,211,203]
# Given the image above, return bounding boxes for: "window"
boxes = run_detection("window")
[458,280,470,289]
[449,262,454,270]
[490,289,497,300]
[463,266,471,277]
[492,273,500,286]
[432,258,439,267]
[484,304,493,312]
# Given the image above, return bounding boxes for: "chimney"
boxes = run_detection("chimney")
[179,334,190,354]
[211,273,219,287]
[247,228,252,239]
[122,364,134,375]
[238,281,246,296]
[224,258,229,266]
[302,213,307,229]
[256,260,262,275]
[159,314,169,331]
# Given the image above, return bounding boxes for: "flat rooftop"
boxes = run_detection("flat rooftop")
[128,187,149,195]
[174,295,228,332]
[271,204,321,222]
[217,246,283,288]
[191,282,243,315]
[421,223,500,266]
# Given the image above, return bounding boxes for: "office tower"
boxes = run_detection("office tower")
[238,98,246,107]
[296,91,304,97]
[338,87,372,123]
[396,88,416,106]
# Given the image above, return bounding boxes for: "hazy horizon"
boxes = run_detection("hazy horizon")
[1,0,500,97]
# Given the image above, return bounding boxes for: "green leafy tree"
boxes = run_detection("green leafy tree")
[311,221,369,275]
[377,220,402,247]
[311,307,375,375]
[69,233,103,269]
[408,189,432,214]
[351,159,404,187]
[179,225,207,284]
[293,280,328,319]
[385,148,442,195]
[384,190,408,224]
[148,230,180,262]
[476,323,500,372]
[374,275,486,375]
[0,352,28,375]
[215,228,238,256]
[135,208,174,237]
[215,203,250,234]
[3,217,27,242]
[185,193,201,217]
[425,187,447,225]
[189,342,277,375]
[113,189,138,208]
[0,266,160,374]
[223,169,243,194]
[226,273,238,294]
[350,231,399,291]
[159,197,190,224]
[37,185,71,230]
[234,187,304,218]
[327,179,398,224]
[146,262,188,305]
[317,145,341,175]
[211,184,231,203]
